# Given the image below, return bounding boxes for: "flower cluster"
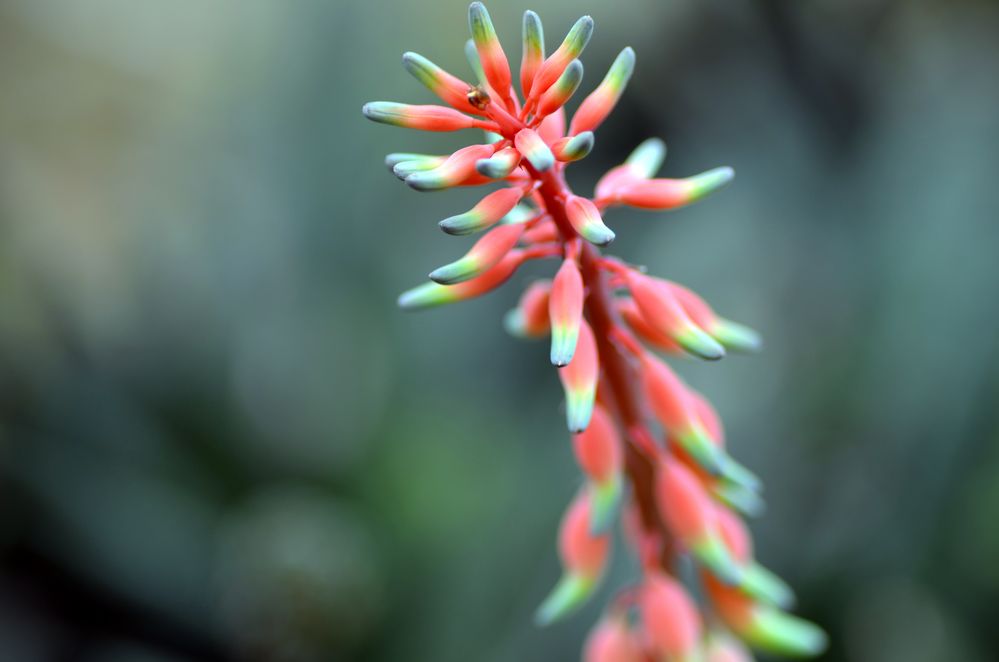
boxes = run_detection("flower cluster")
[364,4,826,660]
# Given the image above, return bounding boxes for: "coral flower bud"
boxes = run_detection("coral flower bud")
[521,10,545,98]
[401,52,480,115]
[550,258,585,366]
[531,16,594,99]
[468,3,513,101]
[552,131,594,162]
[667,282,762,353]
[573,405,623,533]
[656,458,742,584]
[705,576,827,658]
[429,223,524,285]
[569,47,635,136]
[536,489,610,625]
[584,613,643,662]
[594,137,667,199]
[714,506,795,609]
[521,219,558,244]
[639,573,703,661]
[362,102,485,132]
[515,127,556,172]
[614,167,735,210]
[406,144,497,192]
[439,186,524,235]
[559,320,599,433]
[626,272,724,360]
[536,59,584,118]
[566,195,615,246]
[618,298,683,354]
[504,279,551,338]
[538,107,566,143]
[398,250,524,310]
[475,146,522,178]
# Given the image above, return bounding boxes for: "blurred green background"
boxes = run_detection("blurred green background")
[1,0,997,660]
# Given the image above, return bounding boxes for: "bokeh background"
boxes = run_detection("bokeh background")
[1,0,997,660]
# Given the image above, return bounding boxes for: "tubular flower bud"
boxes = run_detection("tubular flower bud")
[531,16,594,99]
[520,10,545,98]
[566,195,615,246]
[584,613,644,662]
[550,258,585,366]
[705,575,827,658]
[536,490,611,625]
[407,144,497,191]
[537,106,566,143]
[667,282,762,353]
[552,131,594,162]
[365,6,825,656]
[612,167,735,210]
[569,47,635,135]
[429,223,524,284]
[504,279,552,338]
[559,320,598,433]
[594,137,667,199]
[362,101,487,132]
[626,272,724,360]
[572,405,623,533]
[398,250,524,310]
[475,146,522,178]
[640,573,704,662]
[468,3,513,101]
[656,458,742,584]
[401,52,481,115]
[515,127,555,172]
[439,186,524,235]
[536,59,584,118]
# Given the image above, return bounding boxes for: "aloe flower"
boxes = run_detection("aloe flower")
[364,3,826,659]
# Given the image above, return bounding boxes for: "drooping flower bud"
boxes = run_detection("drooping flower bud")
[552,131,594,162]
[584,612,643,662]
[536,59,584,118]
[705,575,827,658]
[550,258,585,366]
[504,279,551,338]
[639,572,703,662]
[468,3,512,102]
[475,146,522,178]
[406,144,497,191]
[613,167,734,210]
[515,127,556,172]
[594,137,666,199]
[572,404,623,533]
[362,102,485,132]
[439,186,524,235]
[520,10,545,98]
[618,298,683,354]
[429,223,524,284]
[715,506,795,608]
[401,52,481,115]
[667,282,762,353]
[385,152,447,176]
[566,195,615,246]
[531,16,594,99]
[398,250,524,310]
[626,272,724,360]
[656,458,743,584]
[569,47,635,135]
[559,320,598,433]
[536,489,611,625]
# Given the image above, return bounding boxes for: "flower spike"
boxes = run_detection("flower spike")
[365,5,826,657]
[570,47,635,136]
